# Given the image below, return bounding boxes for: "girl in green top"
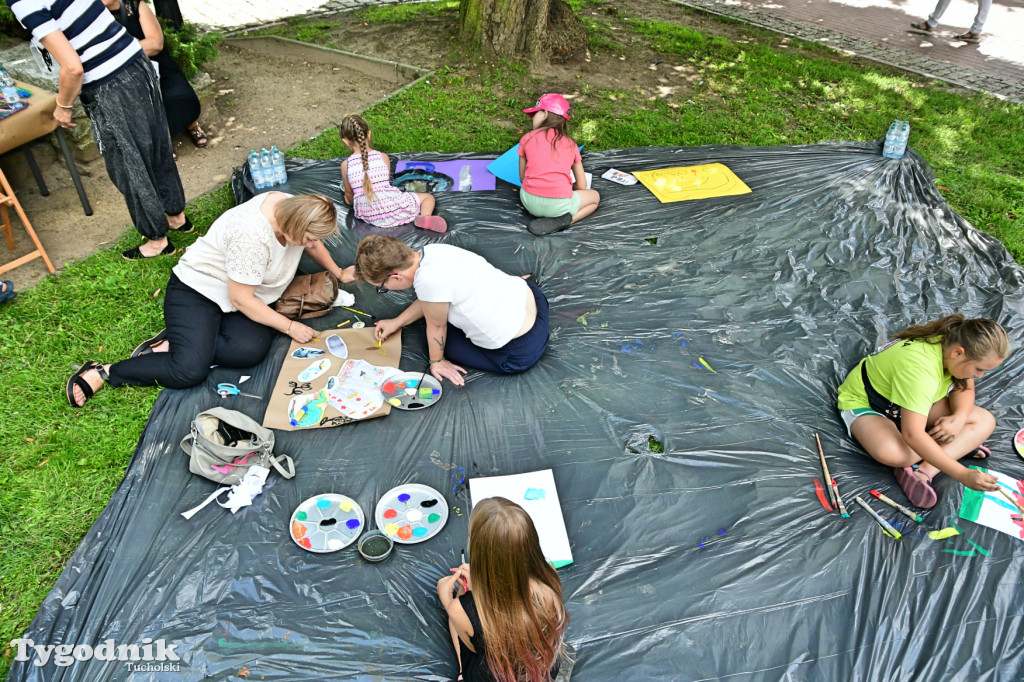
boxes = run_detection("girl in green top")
[837,315,1009,508]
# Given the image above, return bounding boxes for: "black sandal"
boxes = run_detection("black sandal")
[908,21,934,35]
[66,361,109,408]
[168,217,193,233]
[188,123,208,148]
[131,328,168,358]
[122,241,175,261]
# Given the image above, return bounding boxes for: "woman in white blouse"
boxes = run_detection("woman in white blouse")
[66,193,355,407]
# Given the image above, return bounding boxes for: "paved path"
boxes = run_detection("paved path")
[180,0,1023,103]
[672,0,1023,103]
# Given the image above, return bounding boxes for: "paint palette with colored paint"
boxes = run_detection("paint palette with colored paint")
[1015,428,1024,460]
[375,483,449,544]
[379,372,443,411]
[290,493,365,553]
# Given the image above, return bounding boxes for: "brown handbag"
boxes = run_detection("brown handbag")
[273,272,339,320]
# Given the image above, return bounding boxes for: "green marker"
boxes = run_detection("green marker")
[854,495,901,540]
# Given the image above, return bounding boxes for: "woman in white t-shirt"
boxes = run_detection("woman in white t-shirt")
[66,193,355,407]
[352,235,549,386]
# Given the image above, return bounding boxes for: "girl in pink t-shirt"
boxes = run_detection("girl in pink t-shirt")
[517,94,600,236]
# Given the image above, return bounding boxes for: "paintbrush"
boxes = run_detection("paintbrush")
[998,487,1024,515]
[854,495,901,539]
[814,433,838,507]
[340,305,375,319]
[831,478,850,518]
[871,489,924,523]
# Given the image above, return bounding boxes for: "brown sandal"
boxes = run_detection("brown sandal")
[907,21,934,35]
[953,31,981,43]
[188,122,208,148]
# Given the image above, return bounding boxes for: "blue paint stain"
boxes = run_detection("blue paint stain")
[718,529,726,535]
[524,488,546,501]
[412,527,429,537]
[316,498,331,509]
[346,518,361,529]
[450,466,466,494]
[398,493,411,503]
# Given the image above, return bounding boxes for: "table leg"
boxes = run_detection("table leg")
[55,128,92,216]
[21,146,49,196]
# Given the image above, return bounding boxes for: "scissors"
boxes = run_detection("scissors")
[216,383,262,399]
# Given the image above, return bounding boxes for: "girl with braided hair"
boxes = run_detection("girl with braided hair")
[837,314,1010,508]
[339,114,447,232]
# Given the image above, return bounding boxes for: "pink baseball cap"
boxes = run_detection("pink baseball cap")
[523,93,571,121]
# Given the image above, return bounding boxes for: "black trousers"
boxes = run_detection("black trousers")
[79,55,185,240]
[109,273,276,389]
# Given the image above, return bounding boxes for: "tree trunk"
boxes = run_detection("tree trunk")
[153,0,184,30]
[460,0,585,63]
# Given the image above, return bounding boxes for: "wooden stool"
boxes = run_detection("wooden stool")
[0,167,55,276]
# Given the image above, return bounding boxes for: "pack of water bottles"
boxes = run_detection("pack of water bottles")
[248,146,288,191]
[882,120,911,159]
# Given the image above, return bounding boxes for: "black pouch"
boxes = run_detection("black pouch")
[861,361,903,431]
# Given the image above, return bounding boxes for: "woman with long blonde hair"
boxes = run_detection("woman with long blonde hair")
[437,497,568,682]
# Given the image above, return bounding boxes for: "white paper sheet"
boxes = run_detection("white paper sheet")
[469,469,573,567]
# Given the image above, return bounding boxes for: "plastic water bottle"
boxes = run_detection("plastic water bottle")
[271,145,287,186]
[0,68,20,105]
[895,121,910,159]
[248,150,265,190]
[882,121,898,159]
[260,148,273,187]
[458,164,472,192]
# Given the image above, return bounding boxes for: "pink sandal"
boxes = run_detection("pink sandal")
[414,215,448,233]
[894,466,937,508]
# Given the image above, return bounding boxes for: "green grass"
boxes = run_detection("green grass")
[356,0,459,24]
[2,3,1022,675]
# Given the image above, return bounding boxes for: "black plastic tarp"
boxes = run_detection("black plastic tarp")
[10,143,1024,681]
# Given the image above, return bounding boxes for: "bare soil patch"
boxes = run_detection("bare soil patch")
[1,41,400,284]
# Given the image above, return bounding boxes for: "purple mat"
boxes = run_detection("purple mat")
[395,159,496,191]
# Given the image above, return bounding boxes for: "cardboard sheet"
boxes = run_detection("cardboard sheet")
[262,326,402,431]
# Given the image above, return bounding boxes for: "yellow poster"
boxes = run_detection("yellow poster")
[633,163,751,203]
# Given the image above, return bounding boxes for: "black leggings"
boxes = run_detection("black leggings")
[108,273,276,389]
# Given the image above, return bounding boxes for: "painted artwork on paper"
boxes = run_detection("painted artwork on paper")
[958,467,1024,541]
[633,163,752,203]
[395,159,497,192]
[469,469,573,568]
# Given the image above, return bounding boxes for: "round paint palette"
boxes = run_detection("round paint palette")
[375,483,448,544]
[380,372,443,411]
[290,494,365,553]
[1015,428,1024,460]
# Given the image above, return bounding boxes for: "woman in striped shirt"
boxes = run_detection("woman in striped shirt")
[9,0,190,260]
